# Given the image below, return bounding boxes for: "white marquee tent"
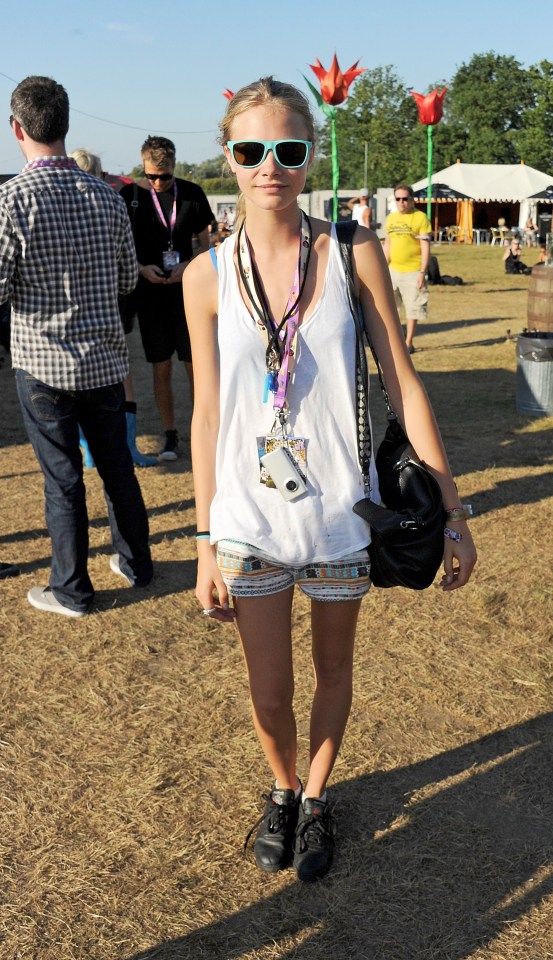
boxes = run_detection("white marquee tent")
[412,162,552,204]
[411,162,553,239]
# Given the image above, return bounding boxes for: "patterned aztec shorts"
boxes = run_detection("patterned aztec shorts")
[216,541,371,602]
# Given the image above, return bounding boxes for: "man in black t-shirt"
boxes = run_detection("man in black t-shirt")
[121,136,213,460]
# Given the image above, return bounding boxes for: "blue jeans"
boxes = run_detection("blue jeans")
[16,370,153,612]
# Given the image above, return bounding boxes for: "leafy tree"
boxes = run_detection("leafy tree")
[126,156,236,193]
[447,52,534,163]
[516,60,553,174]
[127,164,143,181]
[309,66,417,190]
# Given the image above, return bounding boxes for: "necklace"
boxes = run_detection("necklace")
[237,211,312,411]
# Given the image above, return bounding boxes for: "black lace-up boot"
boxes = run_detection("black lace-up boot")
[246,784,301,873]
[293,797,335,882]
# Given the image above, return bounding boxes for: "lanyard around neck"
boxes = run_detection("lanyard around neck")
[237,211,312,412]
[149,180,177,246]
[25,157,79,172]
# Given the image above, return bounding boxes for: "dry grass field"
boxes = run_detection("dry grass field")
[0,243,552,960]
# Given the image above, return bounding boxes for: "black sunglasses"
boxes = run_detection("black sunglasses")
[143,171,174,182]
[395,196,411,202]
[227,139,312,169]
[8,115,14,126]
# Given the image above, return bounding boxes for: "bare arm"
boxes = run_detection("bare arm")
[182,252,235,621]
[416,237,431,289]
[419,237,431,273]
[352,232,477,589]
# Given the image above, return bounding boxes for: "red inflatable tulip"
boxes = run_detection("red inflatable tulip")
[309,54,365,106]
[410,87,447,126]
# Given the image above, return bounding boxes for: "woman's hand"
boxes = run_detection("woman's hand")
[440,525,477,591]
[196,543,236,623]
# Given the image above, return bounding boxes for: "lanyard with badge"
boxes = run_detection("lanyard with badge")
[237,211,312,496]
[149,180,180,275]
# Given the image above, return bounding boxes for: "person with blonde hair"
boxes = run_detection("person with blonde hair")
[183,76,476,882]
[68,147,103,178]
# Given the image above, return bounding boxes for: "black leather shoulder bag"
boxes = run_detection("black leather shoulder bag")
[336,220,446,590]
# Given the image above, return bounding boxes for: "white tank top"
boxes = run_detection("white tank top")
[210,224,378,565]
[351,204,367,226]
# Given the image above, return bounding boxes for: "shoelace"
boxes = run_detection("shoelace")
[294,806,334,852]
[244,792,296,852]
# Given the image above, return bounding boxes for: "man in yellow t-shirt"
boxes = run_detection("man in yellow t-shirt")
[383,183,432,354]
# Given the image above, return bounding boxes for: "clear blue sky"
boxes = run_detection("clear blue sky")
[1,0,550,176]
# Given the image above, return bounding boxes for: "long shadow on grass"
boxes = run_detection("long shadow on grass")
[417,316,515,337]
[372,367,553,510]
[93,560,197,610]
[0,499,196,548]
[125,712,553,960]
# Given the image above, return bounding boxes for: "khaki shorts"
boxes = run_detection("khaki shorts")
[389,269,429,321]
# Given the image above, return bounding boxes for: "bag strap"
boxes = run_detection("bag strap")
[126,181,139,237]
[335,220,373,492]
[336,220,404,493]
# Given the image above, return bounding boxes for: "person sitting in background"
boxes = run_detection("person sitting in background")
[497,217,509,243]
[503,238,531,275]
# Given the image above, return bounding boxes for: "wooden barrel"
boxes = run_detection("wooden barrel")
[527,266,553,332]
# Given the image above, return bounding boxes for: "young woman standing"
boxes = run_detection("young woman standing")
[183,78,476,882]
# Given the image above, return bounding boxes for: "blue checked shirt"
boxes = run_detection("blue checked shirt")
[0,157,138,390]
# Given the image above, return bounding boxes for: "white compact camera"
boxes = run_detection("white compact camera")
[260,446,307,502]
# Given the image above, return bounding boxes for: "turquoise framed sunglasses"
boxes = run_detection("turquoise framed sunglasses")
[227,139,312,169]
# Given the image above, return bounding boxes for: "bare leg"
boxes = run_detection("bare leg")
[405,317,417,350]
[123,373,135,403]
[234,588,300,790]
[304,598,362,799]
[152,359,174,431]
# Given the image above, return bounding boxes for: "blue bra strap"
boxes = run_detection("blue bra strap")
[209,247,218,272]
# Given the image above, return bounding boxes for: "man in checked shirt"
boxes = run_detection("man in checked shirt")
[0,76,153,617]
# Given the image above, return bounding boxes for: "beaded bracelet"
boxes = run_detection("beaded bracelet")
[445,505,472,522]
[444,526,462,542]
[195,530,211,540]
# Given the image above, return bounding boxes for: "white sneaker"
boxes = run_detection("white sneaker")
[27,586,87,618]
[109,554,133,586]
